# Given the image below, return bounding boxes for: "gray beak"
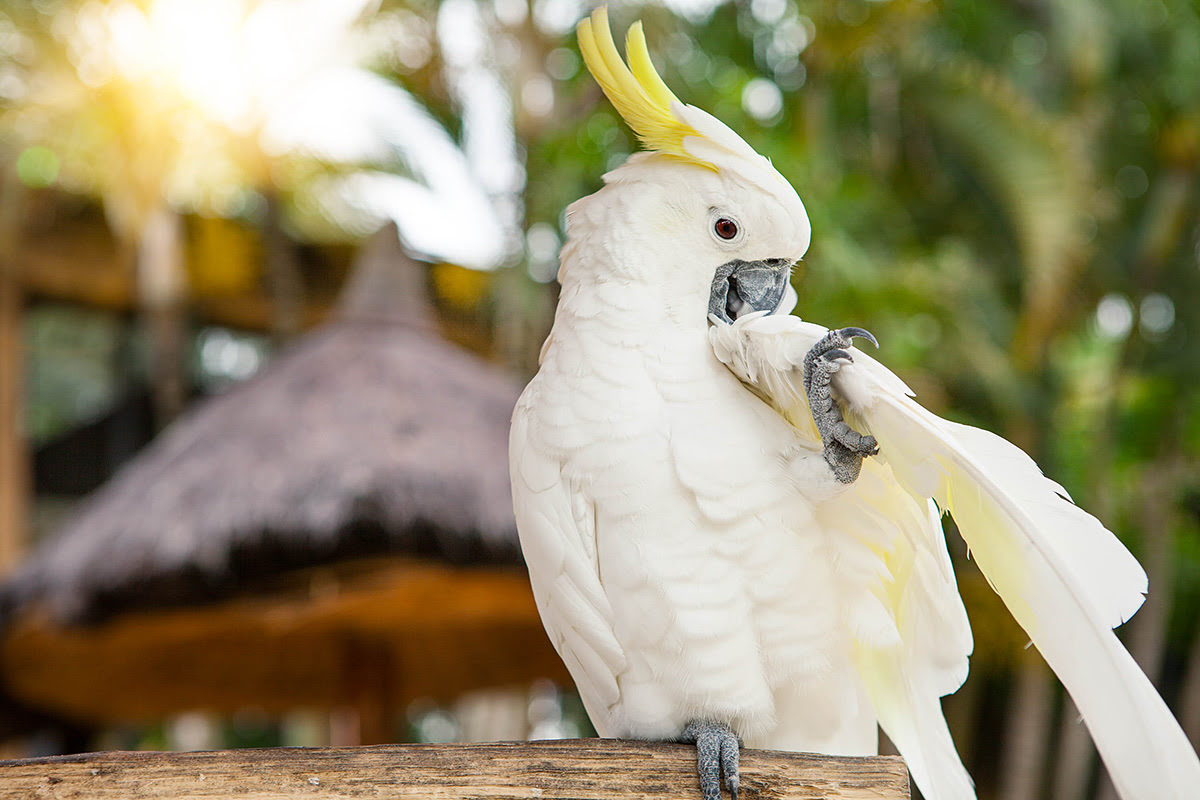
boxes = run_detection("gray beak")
[708,258,793,323]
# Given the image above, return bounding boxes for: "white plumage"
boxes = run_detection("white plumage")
[710,311,1200,798]
[509,9,1200,799]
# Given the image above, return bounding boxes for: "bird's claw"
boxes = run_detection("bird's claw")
[838,326,879,349]
[802,326,881,484]
[680,720,741,800]
[824,348,852,364]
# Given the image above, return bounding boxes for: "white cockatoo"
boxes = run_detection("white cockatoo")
[509,9,1200,800]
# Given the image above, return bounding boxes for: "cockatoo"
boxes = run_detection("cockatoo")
[509,8,1200,800]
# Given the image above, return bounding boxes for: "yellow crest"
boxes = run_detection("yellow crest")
[577,8,715,171]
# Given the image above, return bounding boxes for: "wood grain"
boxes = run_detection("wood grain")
[0,740,909,799]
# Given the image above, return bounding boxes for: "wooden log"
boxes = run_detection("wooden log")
[0,740,908,799]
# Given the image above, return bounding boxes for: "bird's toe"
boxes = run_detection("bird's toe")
[680,720,741,800]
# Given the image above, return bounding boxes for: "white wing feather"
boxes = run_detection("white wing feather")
[711,311,1200,800]
[510,403,627,732]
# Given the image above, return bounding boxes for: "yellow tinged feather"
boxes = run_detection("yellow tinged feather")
[576,7,714,170]
[587,10,641,102]
[626,22,677,109]
[577,18,618,101]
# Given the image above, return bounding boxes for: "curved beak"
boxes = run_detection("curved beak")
[708,259,793,323]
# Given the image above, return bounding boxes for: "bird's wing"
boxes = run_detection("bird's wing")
[509,397,627,732]
[711,311,1200,800]
[712,312,974,797]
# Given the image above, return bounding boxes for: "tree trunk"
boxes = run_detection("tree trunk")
[998,661,1054,800]
[0,170,26,573]
[1179,616,1200,748]
[136,208,187,426]
[1050,698,1093,800]
[1093,468,1176,800]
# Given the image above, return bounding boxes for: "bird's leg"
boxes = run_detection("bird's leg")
[802,327,880,484]
[679,720,742,800]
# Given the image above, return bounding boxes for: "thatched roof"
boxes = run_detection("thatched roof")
[2,226,523,627]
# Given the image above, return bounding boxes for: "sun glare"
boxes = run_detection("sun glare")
[22,0,515,269]
[66,0,365,137]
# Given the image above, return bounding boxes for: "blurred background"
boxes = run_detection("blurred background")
[0,0,1197,798]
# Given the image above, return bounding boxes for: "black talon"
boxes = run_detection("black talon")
[839,326,879,348]
[824,348,852,363]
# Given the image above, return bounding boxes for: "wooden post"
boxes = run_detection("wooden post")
[337,635,397,746]
[0,169,26,573]
[0,740,908,799]
[263,191,303,343]
[136,207,187,426]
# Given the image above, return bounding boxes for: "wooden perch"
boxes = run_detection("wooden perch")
[0,739,908,799]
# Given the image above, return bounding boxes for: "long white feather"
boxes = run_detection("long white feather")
[713,312,1200,800]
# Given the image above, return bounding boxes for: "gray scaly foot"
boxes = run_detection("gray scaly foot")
[802,326,880,484]
[679,720,741,800]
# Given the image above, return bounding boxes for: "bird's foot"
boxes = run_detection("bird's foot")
[802,327,880,484]
[679,720,742,800]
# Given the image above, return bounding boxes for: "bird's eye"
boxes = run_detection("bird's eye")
[714,217,739,240]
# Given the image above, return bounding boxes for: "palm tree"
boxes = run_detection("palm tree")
[3,0,514,420]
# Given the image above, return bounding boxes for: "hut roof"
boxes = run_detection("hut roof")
[2,226,523,627]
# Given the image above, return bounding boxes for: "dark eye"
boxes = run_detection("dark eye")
[714,217,739,240]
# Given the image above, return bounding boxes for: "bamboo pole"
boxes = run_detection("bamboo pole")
[0,740,909,800]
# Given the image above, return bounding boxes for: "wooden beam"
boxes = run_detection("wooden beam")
[2,559,570,724]
[18,226,331,332]
[0,740,909,799]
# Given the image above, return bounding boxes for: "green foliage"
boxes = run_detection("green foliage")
[523,0,1200,692]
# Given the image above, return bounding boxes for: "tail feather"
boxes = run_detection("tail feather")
[869,396,1200,800]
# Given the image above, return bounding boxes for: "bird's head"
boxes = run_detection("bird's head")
[562,8,810,326]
